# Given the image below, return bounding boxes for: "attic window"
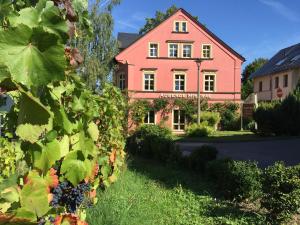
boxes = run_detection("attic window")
[276,58,287,66]
[174,21,188,32]
[291,55,300,61]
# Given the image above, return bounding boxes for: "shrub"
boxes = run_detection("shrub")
[185,122,214,137]
[188,145,218,172]
[127,125,174,162]
[207,159,262,202]
[209,102,240,131]
[261,162,300,224]
[129,100,152,126]
[192,111,221,129]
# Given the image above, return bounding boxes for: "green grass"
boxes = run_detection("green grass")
[176,130,300,143]
[87,157,264,225]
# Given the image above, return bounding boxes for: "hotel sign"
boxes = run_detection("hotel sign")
[160,93,211,99]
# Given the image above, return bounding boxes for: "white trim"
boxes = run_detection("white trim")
[182,43,193,58]
[203,72,216,93]
[173,20,188,32]
[148,42,159,57]
[173,72,186,92]
[142,71,156,91]
[201,44,213,59]
[172,109,186,131]
[144,110,156,125]
[168,43,180,58]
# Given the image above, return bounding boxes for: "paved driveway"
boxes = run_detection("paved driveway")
[178,139,300,168]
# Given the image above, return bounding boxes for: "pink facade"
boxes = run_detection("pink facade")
[115,8,245,132]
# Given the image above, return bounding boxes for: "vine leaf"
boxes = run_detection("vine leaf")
[87,122,99,142]
[0,24,66,87]
[10,0,69,41]
[33,140,61,174]
[61,151,90,186]
[19,171,50,218]
[16,91,53,143]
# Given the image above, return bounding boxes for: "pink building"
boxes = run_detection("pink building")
[115,8,245,133]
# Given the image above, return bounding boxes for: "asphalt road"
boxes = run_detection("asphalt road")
[178,138,300,168]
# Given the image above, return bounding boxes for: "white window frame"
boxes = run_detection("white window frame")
[118,73,125,90]
[202,44,212,59]
[168,43,179,58]
[172,109,186,131]
[203,73,216,92]
[143,71,155,91]
[173,73,186,92]
[144,110,156,124]
[173,21,188,32]
[182,44,192,58]
[148,42,159,57]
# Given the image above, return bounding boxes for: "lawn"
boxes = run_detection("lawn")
[87,157,264,225]
[176,130,300,143]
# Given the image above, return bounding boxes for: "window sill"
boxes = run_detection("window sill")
[172,31,189,34]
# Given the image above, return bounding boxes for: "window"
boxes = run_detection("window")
[204,74,215,92]
[169,44,179,57]
[144,73,155,91]
[149,43,158,57]
[275,77,279,89]
[182,22,187,32]
[175,22,180,32]
[182,44,192,58]
[144,111,155,124]
[174,74,185,91]
[283,74,288,87]
[202,44,212,59]
[259,81,263,92]
[174,21,188,32]
[118,73,125,90]
[173,110,185,131]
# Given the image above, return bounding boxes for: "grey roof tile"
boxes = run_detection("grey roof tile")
[117,32,142,49]
[250,43,300,79]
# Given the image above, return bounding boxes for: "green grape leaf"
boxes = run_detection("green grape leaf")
[19,171,50,218]
[60,151,87,186]
[0,24,66,87]
[59,135,69,158]
[10,0,68,41]
[15,207,37,222]
[16,91,53,143]
[0,63,10,82]
[33,140,61,174]
[87,122,99,142]
[53,107,77,134]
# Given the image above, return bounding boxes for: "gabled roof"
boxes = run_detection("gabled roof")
[250,43,300,79]
[118,32,142,49]
[116,8,245,62]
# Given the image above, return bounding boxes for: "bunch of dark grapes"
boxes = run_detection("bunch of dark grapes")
[51,181,91,213]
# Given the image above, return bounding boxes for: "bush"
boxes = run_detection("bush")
[188,145,218,172]
[261,162,300,224]
[185,122,214,137]
[207,159,262,202]
[127,125,174,162]
[254,87,300,136]
[209,102,240,131]
[192,111,221,129]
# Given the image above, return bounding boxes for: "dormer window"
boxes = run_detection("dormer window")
[173,21,188,33]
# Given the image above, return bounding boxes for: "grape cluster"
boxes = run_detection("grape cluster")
[51,181,91,213]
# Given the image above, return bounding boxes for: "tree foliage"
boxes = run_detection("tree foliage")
[75,0,121,90]
[242,58,268,81]
[0,0,126,224]
[139,5,198,34]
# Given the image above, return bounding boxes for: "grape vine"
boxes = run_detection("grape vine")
[0,0,126,224]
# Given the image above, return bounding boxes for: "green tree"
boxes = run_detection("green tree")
[139,5,198,34]
[75,0,121,90]
[242,58,268,81]
[242,58,268,100]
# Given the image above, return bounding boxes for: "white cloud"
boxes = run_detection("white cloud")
[116,20,139,30]
[259,0,300,22]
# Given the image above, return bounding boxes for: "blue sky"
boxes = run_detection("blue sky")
[107,0,300,66]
